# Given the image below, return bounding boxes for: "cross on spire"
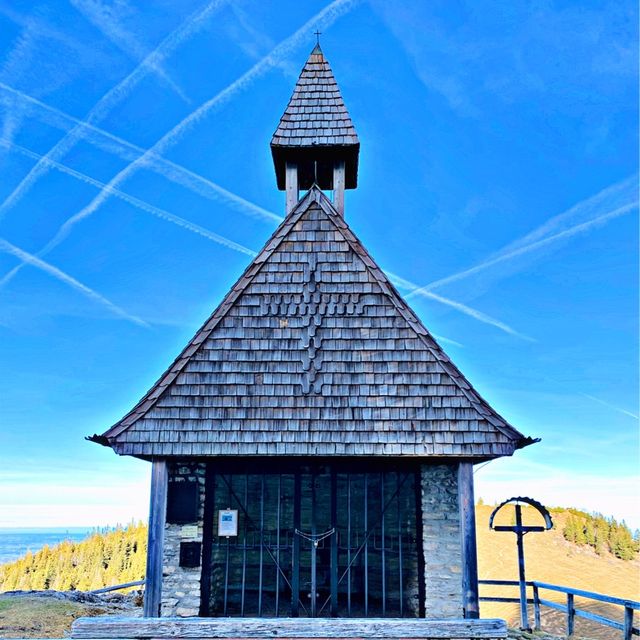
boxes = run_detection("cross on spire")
[314,30,321,45]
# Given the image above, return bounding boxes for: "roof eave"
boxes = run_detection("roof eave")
[86,433,111,447]
[516,436,541,450]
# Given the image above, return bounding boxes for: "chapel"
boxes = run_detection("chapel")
[90,44,534,624]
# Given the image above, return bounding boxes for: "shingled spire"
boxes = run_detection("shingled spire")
[271,44,359,215]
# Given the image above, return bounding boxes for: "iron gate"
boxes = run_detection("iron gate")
[200,461,423,618]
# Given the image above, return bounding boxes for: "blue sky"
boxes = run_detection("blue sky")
[0,0,637,530]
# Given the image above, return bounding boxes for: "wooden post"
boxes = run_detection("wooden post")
[566,592,575,637]
[515,504,530,630]
[623,605,633,640]
[458,462,479,619]
[199,463,214,616]
[144,459,168,617]
[333,160,345,216]
[285,162,299,214]
[330,469,338,617]
[533,584,541,631]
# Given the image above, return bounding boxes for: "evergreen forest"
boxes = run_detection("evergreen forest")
[0,522,146,592]
[555,508,639,560]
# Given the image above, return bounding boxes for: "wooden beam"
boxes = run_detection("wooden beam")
[71,616,508,639]
[285,161,299,214]
[144,459,168,617]
[333,160,345,216]
[458,462,479,619]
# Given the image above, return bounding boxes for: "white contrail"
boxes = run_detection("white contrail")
[1,136,514,341]
[132,0,363,151]
[1,0,507,342]
[0,0,360,282]
[580,394,639,420]
[0,81,281,223]
[69,0,189,102]
[0,139,477,345]
[0,3,100,60]
[2,141,470,348]
[504,176,638,252]
[0,81,524,343]
[2,140,474,348]
[385,270,533,340]
[408,201,638,297]
[431,334,464,348]
[413,289,533,341]
[0,22,40,148]
[407,178,638,296]
[0,139,257,267]
[0,237,148,327]
[0,0,227,220]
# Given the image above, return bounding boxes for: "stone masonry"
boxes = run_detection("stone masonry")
[161,461,206,617]
[421,463,464,618]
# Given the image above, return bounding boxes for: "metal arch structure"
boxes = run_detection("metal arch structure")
[489,497,553,631]
[489,496,553,532]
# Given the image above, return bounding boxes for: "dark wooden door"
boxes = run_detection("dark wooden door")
[201,461,422,618]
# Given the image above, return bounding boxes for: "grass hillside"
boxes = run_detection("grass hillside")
[0,594,136,638]
[477,505,640,639]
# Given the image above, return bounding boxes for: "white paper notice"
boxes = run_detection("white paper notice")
[180,524,198,539]
[218,509,238,537]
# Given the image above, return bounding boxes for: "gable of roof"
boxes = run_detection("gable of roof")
[91,188,534,459]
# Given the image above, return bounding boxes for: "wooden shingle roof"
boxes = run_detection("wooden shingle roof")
[271,44,359,148]
[92,187,534,459]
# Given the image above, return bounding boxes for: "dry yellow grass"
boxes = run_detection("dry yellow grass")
[0,596,107,638]
[477,505,640,639]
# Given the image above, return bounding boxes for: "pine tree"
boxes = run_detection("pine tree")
[584,519,596,547]
[563,515,578,543]
[574,517,587,545]
[609,520,636,560]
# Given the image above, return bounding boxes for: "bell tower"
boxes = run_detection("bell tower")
[271,43,360,216]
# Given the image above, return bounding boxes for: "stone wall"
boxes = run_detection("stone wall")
[421,463,464,618]
[161,461,206,617]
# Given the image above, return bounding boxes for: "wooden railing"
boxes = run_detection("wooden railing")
[479,579,640,640]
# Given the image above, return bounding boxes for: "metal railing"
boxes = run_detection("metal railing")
[87,579,145,595]
[479,579,640,640]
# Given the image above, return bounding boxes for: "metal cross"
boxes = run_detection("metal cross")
[314,30,322,45]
